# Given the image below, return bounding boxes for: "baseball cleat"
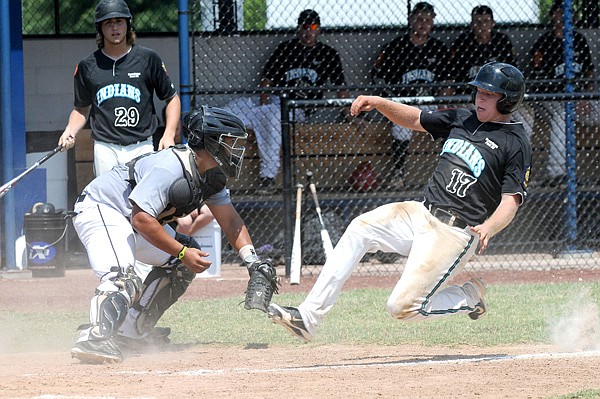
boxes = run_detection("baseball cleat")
[463,277,487,320]
[70,338,123,364]
[267,303,313,342]
[115,326,172,354]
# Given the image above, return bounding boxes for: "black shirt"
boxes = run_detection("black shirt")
[529,30,594,93]
[449,31,516,94]
[372,34,450,97]
[421,108,531,226]
[74,45,177,145]
[262,38,347,100]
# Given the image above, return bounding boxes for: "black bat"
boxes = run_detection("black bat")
[0,145,63,199]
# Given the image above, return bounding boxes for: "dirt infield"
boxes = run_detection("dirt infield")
[1,265,600,399]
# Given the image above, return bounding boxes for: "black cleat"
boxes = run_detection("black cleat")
[71,338,123,364]
[267,303,313,342]
[115,326,172,354]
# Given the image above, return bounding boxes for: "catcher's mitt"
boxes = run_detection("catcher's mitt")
[244,259,279,312]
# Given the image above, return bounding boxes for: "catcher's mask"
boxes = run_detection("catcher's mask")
[468,62,525,114]
[95,0,133,33]
[182,106,248,179]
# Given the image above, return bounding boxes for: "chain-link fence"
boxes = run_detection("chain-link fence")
[22,0,178,35]
[21,1,600,274]
[189,1,600,275]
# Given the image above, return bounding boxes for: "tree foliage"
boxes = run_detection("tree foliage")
[22,0,178,35]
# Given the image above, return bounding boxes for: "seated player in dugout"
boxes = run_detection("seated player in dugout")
[69,106,279,364]
[371,2,452,189]
[224,9,351,195]
[267,62,532,343]
[447,5,535,140]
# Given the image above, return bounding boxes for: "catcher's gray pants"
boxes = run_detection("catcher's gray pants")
[297,201,480,336]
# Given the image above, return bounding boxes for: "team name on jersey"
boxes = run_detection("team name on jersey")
[402,69,435,84]
[441,138,486,178]
[286,68,318,84]
[96,83,141,105]
[553,62,582,78]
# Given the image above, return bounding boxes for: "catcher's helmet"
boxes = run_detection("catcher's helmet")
[468,62,525,114]
[182,106,248,178]
[95,0,132,24]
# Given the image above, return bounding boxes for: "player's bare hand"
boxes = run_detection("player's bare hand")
[158,136,176,151]
[58,131,76,150]
[470,224,491,255]
[350,95,382,116]
[180,247,212,274]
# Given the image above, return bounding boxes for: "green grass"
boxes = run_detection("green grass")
[551,390,600,399]
[1,281,599,353]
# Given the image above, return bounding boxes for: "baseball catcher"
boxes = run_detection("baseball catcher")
[69,105,278,364]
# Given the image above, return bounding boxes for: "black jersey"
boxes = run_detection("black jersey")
[372,34,449,97]
[421,108,531,226]
[74,45,177,145]
[529,30,594,93]
[262,38,347,100]
[449,31,516,94]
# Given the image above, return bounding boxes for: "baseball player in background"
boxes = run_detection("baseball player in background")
[224,9,350,195]
[447,5,535,140]
[70,106,278,364]
[268,62,532,342]
[371,2,451,189]
[58,0,181,177]
[527,0,600,186]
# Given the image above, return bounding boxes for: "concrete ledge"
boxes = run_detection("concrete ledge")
[0,269,33,279]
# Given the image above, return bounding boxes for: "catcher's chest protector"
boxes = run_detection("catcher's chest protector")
[145,145,226,223]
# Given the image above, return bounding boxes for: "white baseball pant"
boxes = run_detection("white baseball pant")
[73,196,175,280]
[297,201,480,336]
[224,95,305,179]
[93,137,154,177]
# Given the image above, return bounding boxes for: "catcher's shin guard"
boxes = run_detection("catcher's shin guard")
[244,259,280,312]
[130,262,196,336]
[89,267,143,339]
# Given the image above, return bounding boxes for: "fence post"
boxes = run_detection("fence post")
[280,93,293,277]
[178,0,191,113]
[563,0,578,250]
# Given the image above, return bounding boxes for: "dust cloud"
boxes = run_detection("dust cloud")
[550,288,600,352]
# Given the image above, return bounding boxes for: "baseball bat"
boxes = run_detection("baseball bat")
[0,145,63,199]
[290,182,303,285]
[306,171,334,260]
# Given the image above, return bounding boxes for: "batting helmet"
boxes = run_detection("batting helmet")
[182,106,248,178]
[468,62,525,114]
[31,202,56,215]
[95,0,132,25]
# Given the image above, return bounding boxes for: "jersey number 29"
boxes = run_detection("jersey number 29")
[114,107,140,127]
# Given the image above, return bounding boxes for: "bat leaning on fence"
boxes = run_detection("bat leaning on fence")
[290,183,303,285]
[306,171,334,261]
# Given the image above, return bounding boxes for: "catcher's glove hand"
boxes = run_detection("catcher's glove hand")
[244,259,280,312]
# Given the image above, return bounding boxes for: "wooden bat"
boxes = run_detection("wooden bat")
[306,171,334,260]
[290,183,303,285]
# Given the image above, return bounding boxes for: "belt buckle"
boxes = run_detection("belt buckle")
[433,207,457,227]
